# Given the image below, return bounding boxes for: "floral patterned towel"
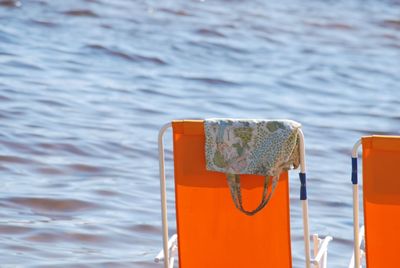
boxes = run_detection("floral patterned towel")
[204,119,301,215]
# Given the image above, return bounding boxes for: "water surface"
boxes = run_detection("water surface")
[0,0,399,267]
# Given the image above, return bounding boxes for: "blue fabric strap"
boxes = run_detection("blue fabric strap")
[299,173,307,200]
[351,157,358,184]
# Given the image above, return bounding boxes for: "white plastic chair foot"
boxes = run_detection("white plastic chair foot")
[155,234,178,264]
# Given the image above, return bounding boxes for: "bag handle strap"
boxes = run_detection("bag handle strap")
[226,174,278,216]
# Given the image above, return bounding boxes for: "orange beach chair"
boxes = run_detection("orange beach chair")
[350,136,400,267]
[155,120,332,268]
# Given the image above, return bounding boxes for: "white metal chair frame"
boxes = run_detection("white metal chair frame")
[348,139,364,268]
[155,122,332,268]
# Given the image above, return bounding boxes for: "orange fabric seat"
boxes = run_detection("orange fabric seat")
[360,136,400,267]
[172,120,292,267]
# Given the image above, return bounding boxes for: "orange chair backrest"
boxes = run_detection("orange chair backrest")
[362,136,400,267]
[172,120,292,268]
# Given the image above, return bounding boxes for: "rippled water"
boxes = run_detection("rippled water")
[0,0,399,266]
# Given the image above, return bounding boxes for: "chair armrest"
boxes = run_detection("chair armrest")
[311,235,333,266]
[348,226,365,268]
[155,234,178,263]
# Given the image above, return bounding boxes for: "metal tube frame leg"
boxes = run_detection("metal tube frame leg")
[352,139,362,268]
[158,123,172,268]
[299,129,311,268]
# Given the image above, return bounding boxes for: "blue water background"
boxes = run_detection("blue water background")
[0,0,399,266]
